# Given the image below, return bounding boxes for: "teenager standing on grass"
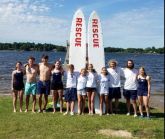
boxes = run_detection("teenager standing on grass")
[98,67,110,116]
[63,64,78,116]
[121,60,138,117]
[38,55,52,113]
[24,56,38,113]
[11,62,25,112]
[77,68,87,115]
[51,60,64,113]
[137,67,151,118]
[86,64,98,115]
[107,60,122,114]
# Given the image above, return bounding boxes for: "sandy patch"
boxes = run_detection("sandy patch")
[98,129,133,138]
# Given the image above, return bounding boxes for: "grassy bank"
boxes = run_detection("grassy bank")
[0,96,164,139]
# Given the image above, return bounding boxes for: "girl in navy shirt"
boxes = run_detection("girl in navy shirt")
[51,60,64,113]
[11,62,25,112]
[137,67,151,118]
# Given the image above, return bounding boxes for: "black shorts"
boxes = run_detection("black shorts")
[137,90,148,96]
[123,89,137,100]
[109,87,121,99]
[13,83,24,91]
[37,80,50,95]
[51,82,63,90]
[86,87,96,92]
[64,88,77,102]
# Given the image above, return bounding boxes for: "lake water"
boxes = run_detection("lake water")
[0,51,164,94]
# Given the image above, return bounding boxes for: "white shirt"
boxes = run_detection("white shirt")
[77,75,87,90]
[64,71,79,88]
[86,72,98,88]
[107,67,122,87]
[98,74,110,94]
[121,68,138,90]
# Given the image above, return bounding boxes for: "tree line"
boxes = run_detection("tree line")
[0,42,66,52]
[105,46,164,54]
[0,42,164,54]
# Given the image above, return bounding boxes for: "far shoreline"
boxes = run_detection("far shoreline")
[0,50,164,55]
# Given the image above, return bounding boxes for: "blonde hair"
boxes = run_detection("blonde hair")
[108,59,118,66]
[139,67,147,76]
[80,68,87,75]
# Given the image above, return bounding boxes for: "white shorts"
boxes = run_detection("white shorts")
[99,92,109,96]
[77,89,86,96]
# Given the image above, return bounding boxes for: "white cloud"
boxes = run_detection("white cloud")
[0,0,163,48]
[0,0,68,45]
[102,7,164,48]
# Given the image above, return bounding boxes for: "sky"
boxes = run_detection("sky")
[0,0,164,48]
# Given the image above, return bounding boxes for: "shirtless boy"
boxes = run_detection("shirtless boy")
[38,55,52,112]
[25,56,38,113]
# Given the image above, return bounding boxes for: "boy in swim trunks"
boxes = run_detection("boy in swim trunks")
[38,55,52,113]
[25,56,39,113]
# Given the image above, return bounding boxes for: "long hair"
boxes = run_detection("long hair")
[88,64,96,73]
[15,61,22,70]
[139,67,147,76]
[52,60,62,71]
[101,67,108,75]
[127,59,134,69]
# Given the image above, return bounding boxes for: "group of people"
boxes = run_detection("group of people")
[12,55,151,118]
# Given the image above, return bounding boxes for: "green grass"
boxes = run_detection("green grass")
[0,96,164,139]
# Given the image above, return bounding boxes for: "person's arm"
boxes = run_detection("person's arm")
[11,71,15,91]
[120,67,124,77]
[147,76,151,98]
[37,63,40,75]
[62,71,67,88]
[22,65,26,75]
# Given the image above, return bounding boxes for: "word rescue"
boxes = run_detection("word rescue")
[75,18,82,47]
[92,19,99,48]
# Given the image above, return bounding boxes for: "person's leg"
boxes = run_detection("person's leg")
[13,91,18,112]
[38,94,43,111]
[91,91,95,114]
[32,95,36,112]
[52,90,58,113]
[109,99,113,114]
[123,89,131,115]
[43,94,48,111]
[131,90,137,117]
[138,96,143,116]
[87,92,92,114]
[82,95,86,114]
[132,99,137,116]
[126,98,131,114]
[18,90,23,112]
[71,101,75,114]
[66,102,70,113]
[114,98,119,113]
[25,95,30,112]
[58,90,63,113]
[99,95,103,115]
[143,96,150,117]
[77,93,82,114]
[105,95,109,114]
